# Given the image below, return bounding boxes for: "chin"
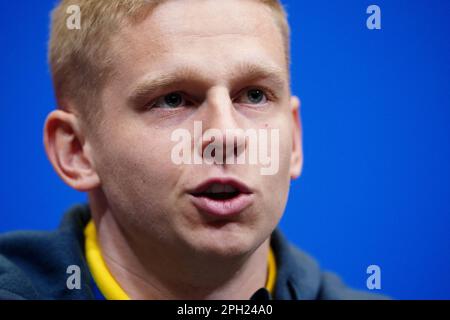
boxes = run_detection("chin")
[185,223,263,258]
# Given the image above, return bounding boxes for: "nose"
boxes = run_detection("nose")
[197,87,247,165]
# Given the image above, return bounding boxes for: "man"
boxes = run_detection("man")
[0,0,384,299]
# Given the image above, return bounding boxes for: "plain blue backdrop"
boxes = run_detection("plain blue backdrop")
[0,0,449,299]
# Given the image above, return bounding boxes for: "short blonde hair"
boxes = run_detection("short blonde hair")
[49,0,290,123]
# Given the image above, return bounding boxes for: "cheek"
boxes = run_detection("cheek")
[270,113,294,175]
[262,116,293,213]
[93,126,180,219]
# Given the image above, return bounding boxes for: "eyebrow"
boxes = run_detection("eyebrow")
[127,62,287,106]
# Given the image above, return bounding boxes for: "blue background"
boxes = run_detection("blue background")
[0,0,449,299]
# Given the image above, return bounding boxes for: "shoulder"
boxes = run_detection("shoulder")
[317,269,388,300]
[0,204,93,299]
[271,229,389,300]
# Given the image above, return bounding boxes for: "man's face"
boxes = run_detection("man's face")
[88,0,300,257]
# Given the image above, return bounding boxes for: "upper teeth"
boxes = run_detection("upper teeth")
[206,184,237,193]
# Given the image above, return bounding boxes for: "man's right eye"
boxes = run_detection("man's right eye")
[150,92,187,109]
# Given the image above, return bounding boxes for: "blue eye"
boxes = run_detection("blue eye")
[238,88,268,105]
[153,92,185,108]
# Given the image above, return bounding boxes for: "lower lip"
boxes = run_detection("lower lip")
[189,193,254,218]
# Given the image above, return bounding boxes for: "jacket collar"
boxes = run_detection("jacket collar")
[270,228,321,300]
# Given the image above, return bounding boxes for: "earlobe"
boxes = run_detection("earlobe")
[43,110,100,191]
[289,96,303,179]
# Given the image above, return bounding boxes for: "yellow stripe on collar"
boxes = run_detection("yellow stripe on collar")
[84,220,277,299]
[84,220,129,300]
[266,245,277,295]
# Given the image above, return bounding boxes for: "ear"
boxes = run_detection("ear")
[289,96,303,179]
[43,110,100,191]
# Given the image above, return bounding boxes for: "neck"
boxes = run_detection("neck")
[89,197,270,299]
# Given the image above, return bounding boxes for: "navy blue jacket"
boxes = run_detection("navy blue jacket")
[0,204,385,300]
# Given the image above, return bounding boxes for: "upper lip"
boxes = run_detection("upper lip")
[189,177,253,195]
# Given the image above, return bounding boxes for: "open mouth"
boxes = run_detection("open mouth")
[193,183,241,201]
[188,178,254,217]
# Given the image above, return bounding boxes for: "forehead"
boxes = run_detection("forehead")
[111,0,287,85]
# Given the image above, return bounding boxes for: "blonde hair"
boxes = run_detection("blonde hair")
[49,0,290,122]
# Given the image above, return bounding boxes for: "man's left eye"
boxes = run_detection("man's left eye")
[236,88,268,105]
